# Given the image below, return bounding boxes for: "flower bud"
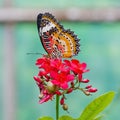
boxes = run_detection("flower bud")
[38,93,43,99]
[71,82,74,88]
[81,79,89,83]
[60,97,64,105]
[78,74,82,81]
[55,91,62,95]
[66,88,73,94]
[62,104,68,111]
[33,76,43,85]
[46,81,57,93]
[85,85,92,89]
[88,88,98,93]
[82,89,91,96]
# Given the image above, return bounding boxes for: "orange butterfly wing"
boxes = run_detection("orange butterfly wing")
[37,12,80,58]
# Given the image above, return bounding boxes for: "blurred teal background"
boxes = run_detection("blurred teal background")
[1,0,120,120]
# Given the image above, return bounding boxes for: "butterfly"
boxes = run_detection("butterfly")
[37,12,80,58]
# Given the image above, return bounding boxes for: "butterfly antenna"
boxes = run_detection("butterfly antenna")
[26,52,44,55]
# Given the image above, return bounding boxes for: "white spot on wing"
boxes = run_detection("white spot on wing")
[42,22,55,33]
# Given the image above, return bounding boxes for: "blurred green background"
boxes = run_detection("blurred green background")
[1,0,120,120]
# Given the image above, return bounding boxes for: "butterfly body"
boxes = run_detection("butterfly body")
[37,13,80,58]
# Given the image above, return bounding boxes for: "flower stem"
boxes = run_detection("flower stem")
[56,95,59,120]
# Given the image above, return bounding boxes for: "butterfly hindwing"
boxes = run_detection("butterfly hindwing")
[59,29,80,58]
[37,12,80,58]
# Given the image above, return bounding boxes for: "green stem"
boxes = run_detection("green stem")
[56,95,60,120]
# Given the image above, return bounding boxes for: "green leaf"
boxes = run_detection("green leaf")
[38,116,53,120]
[77,91,115,120]
[58,115,73,120]
[94,115,104,120]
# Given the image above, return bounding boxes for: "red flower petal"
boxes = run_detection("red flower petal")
[61,82,68,89]
[64,60,71,66]
[71,59,80,64]
[67,74,74,81]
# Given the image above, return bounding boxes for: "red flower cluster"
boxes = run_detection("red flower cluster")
[34,57,97,107]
